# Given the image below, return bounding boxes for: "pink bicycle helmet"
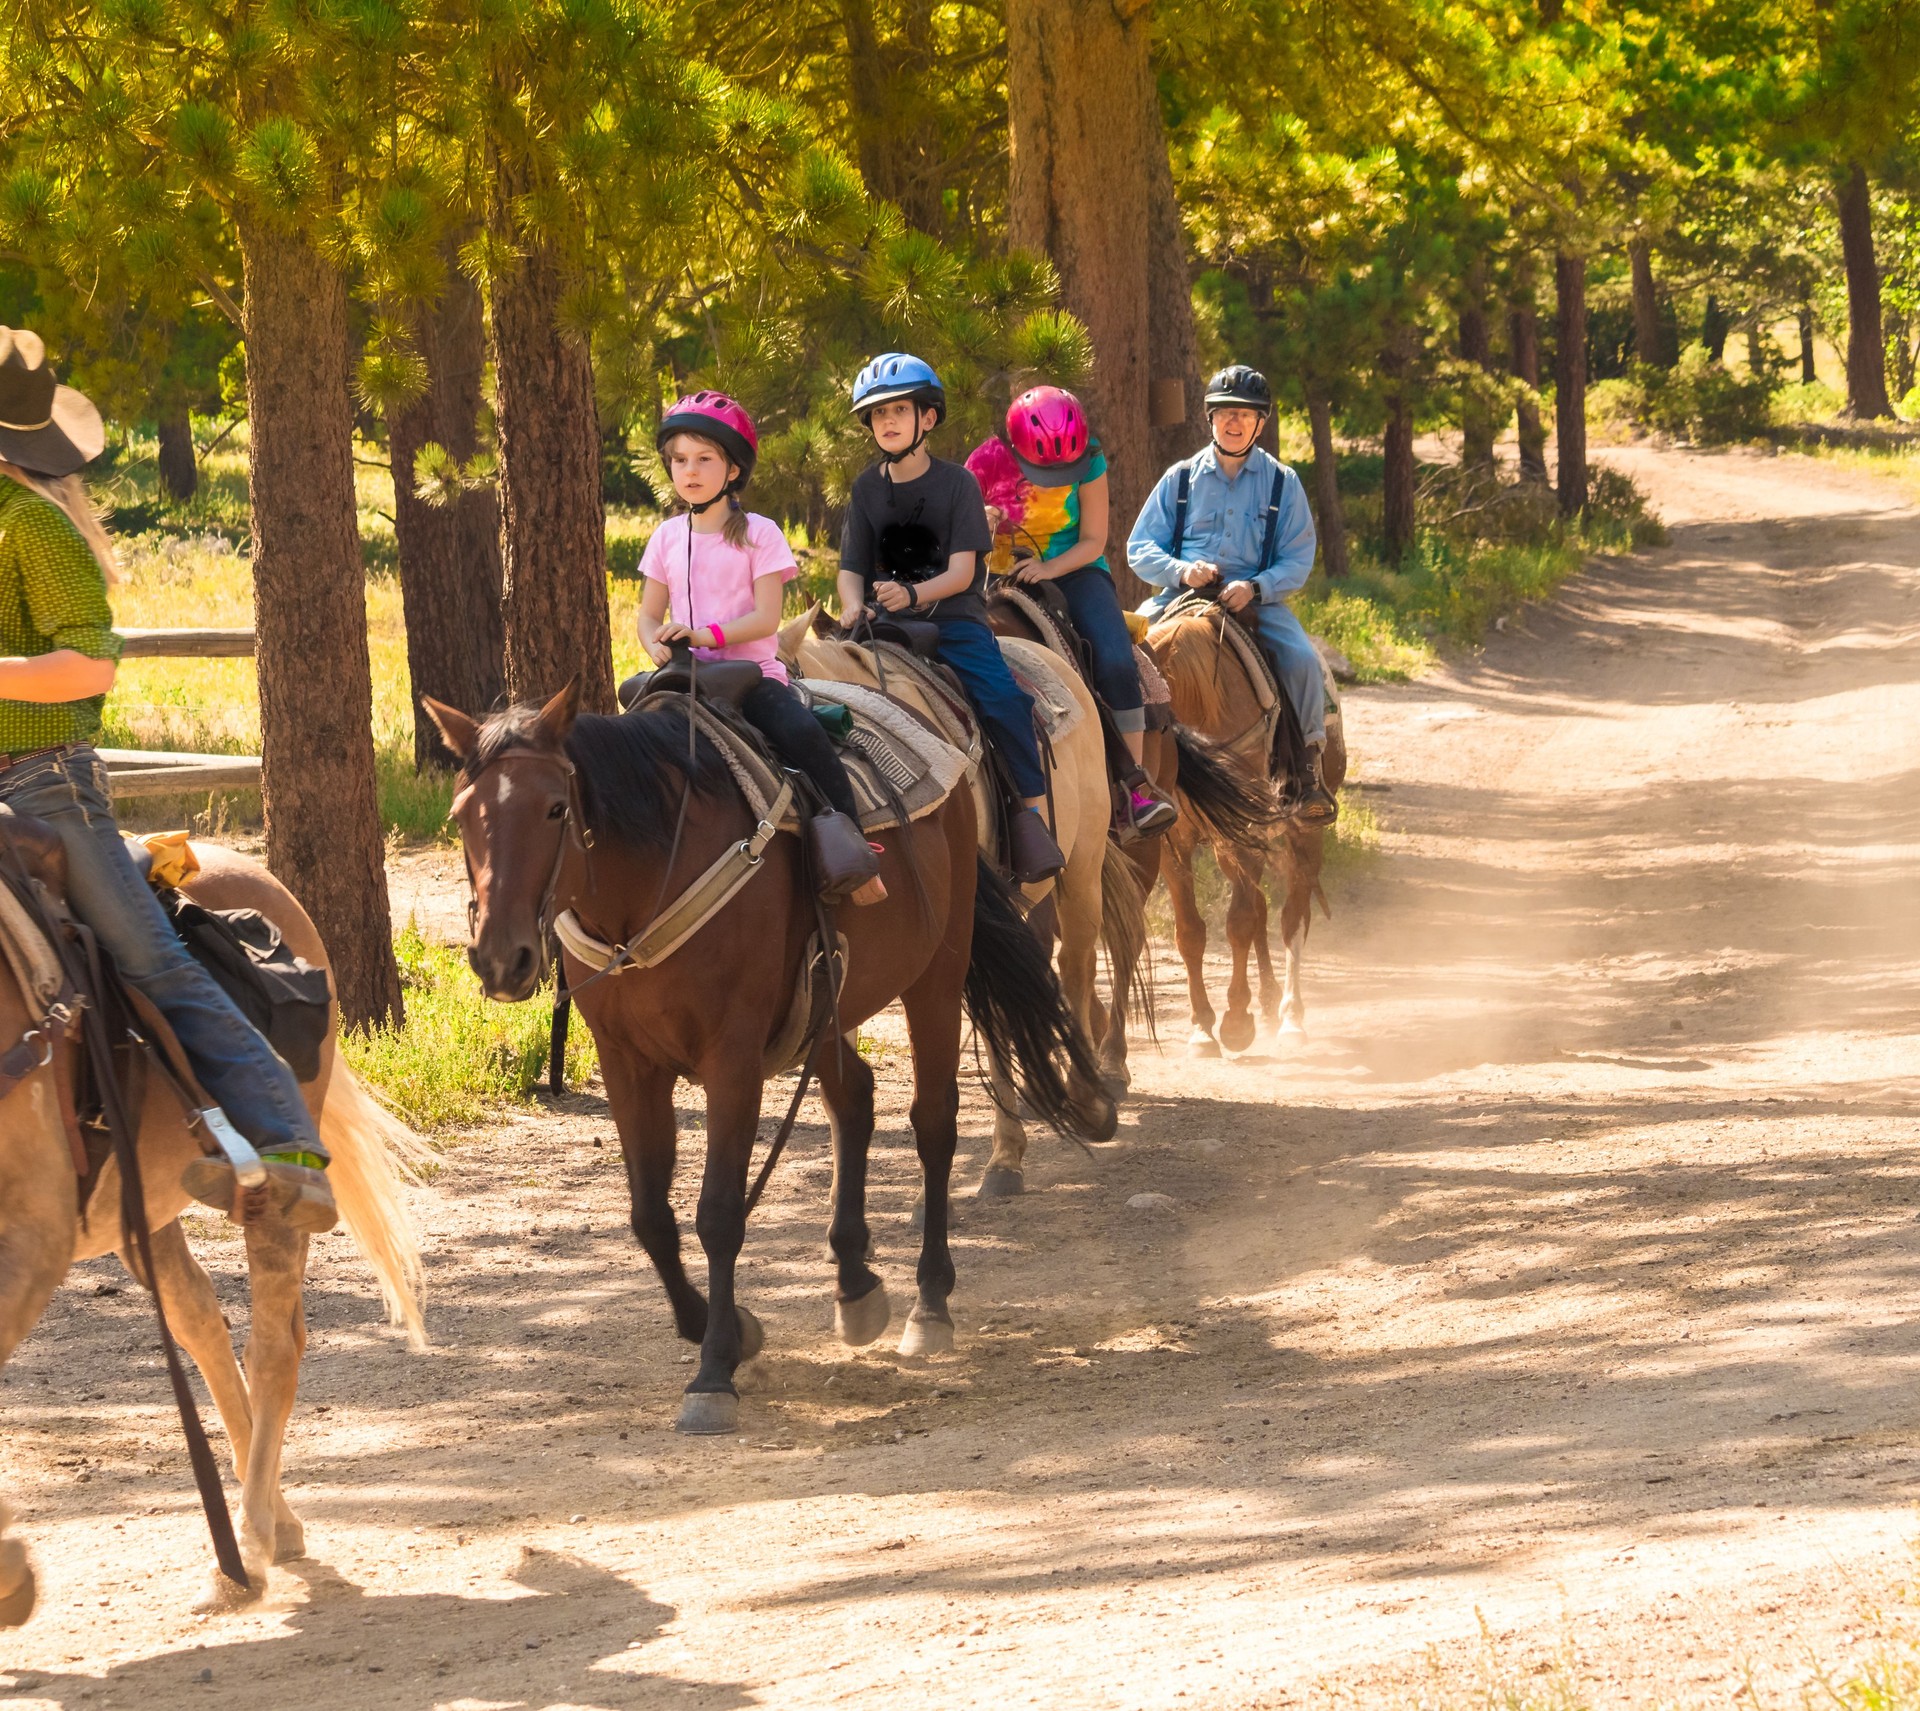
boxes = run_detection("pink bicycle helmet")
[657,390,759,486]
[1006,385,1094,485]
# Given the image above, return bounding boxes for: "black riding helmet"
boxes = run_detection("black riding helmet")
[1204,364,1273,414]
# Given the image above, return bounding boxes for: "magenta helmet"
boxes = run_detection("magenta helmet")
[1006,385,1094,485]
[657,390,759,486]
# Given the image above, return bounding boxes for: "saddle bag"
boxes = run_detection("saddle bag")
[159,893,332,1083]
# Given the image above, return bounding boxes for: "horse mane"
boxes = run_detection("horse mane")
[1149,608,1235,730]
[469,701,734,852]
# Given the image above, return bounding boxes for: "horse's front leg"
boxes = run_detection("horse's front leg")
[1163,832,1218,1055]
[1219,848,1268,1055]
[819,1035,890,1344]
[604,1043,708,1348]
[678,1053,764,1435]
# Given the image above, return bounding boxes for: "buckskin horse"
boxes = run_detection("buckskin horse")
[427,680,1111,1436]
[779,610,1141,1201]
[1145,600,1348,1054]
[0,843,424,1626]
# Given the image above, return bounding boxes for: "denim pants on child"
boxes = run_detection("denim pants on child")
[930,618,1047,797]
[0,744,325,1159]
[1051,566,1146,734]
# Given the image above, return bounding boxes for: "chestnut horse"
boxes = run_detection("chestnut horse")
[428,683,1110,1436]
[1145,602,1348,1054]
[0,844,425,1626]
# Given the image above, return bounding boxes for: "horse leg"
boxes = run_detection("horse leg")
[1100,842,1160,1095]
[0,1077,75,1629]
[979,1035,1028,1201]
[1055,836,1114,1118]
[897,960,963,1357]
[605,1045,710,1349]
[1219,850,1267,1055]
[1164,835,1219,1056]
[678,1059,764,1435]
[233,1218,309,1593]
[819,1037,890,1346]
[1277,845,1316,1036]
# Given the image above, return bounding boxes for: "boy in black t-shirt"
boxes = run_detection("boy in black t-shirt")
[838,352,1065,883]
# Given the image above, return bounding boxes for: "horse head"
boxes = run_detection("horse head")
[425,680,582,1003]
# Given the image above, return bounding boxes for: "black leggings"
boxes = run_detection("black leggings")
[742,677,861,822]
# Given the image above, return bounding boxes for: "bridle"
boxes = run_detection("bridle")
[456,745,594,974]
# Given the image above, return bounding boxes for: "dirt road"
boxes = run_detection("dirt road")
[7,445,1920,1708]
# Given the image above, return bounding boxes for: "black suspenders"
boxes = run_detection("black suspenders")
[1168,457,1286,577]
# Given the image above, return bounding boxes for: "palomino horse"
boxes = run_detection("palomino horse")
[428,682,1110,1436]
[0,843,424,1626]
[1145,603,1348,1055]
[779,610,1141,1201]
[981,587,1284,1089]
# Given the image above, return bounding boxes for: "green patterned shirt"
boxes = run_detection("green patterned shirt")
[0,482,122,754]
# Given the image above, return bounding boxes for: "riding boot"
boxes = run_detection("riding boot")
[1290,740,1339,827]
[181,1152,339,1234]
[1008,806,1067,883]
[808,809,883,902]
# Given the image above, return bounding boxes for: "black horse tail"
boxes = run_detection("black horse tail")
[964,857,1118,1143]
[1172,723,1284,847]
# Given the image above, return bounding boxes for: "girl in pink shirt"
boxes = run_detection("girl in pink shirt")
[638,392,883,904]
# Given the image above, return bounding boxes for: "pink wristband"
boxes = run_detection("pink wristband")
[708,622,725,648]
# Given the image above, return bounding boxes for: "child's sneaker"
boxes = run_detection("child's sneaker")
[1127,782,1178,837]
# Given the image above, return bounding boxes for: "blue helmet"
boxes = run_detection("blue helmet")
[850,352,946,424]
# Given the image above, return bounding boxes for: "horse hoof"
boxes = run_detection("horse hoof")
[193,1565,263,1613]
[0,1565,35,1630]
[835,1281,892,1347]
[273,1518,308,1564]
[1187,1030,1220,1059]
[899,1310,955,1358]
[676,1390,740,1435]
[1085,1089,1119,1142]
[1218,1014,1257,1054]
[735,1305,765,1363]
[977,1165,1025,1202]
[1279,1013,1306,1038]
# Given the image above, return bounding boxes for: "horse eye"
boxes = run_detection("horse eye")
[547,801,567,820]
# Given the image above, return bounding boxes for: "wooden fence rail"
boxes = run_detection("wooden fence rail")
[106,627,261,797]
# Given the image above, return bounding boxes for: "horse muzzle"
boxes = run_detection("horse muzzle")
[468,933,547,1004]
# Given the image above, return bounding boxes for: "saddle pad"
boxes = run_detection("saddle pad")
[1219,614,1279,714]
[1000,636,1085,744]
[0,864,64,1017]
[992,583,1075,663]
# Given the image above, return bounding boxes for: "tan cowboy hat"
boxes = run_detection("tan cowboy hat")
[0,328,105,478]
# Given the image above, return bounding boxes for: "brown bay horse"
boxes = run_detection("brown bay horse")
[1145,602,1349,1055]
[981,587,1285,1079]
[428,683,1111,1436]
[0,844,425,1626]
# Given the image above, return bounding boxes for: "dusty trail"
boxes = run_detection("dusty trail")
[6,445,1920,1707]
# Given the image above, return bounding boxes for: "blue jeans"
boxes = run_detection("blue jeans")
[1051,567,1146,733]
[0,746,324,1160]
[1137,586,1327,746]
[933,619,1047,798]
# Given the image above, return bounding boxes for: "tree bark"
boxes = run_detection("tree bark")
[1380,327,1416,564]
[841,0,943,232]
[1836,162,1894,418]
[237,215,402,1030]
[1628,237,1668,369]
[1554,251,1588,516]
[488,161,615,710]
[1458,257,1497,472]
[1008,0,1155,563]
[1305,391,1349,580]
[1702,293,1731,364]
[156,407,197,501]
[390,250,505,768]
[1141,71,1200,607]
[1799,302,1817,384]
[1510,276,1548,484]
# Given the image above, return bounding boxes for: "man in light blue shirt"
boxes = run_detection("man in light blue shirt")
[1128,365,1336,823]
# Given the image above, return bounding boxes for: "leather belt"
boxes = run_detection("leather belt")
[0,742,78,774]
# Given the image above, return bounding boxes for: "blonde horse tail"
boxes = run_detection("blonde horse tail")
[317,1059,431,1350]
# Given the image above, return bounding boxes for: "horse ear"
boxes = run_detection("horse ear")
[536,677,581,743]
[776,604,816,666]
[422,696,478,763]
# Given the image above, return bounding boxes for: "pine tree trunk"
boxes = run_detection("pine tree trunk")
[1702,294,1731,363]
[156,407,197,501]
[489,161,615,710]
[1554,252,1588,517]
[1008,0,1155,556]
[390,251,505,768]
[1511,278,1548,484]
[1799,303,1818,384]
[1629,237,1668,369]
[841,0,943,231]
[1381,327,1416,564]
[1837,162,1894,418]
[1306,391,1349,580]
[1141,72,1200,607]
[1458,258,1497,472]
[237,215,402,1030]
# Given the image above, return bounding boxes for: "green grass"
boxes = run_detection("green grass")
[339,922,598,1132]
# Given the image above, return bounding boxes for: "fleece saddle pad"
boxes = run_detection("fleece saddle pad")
[994,582,1171,709]
[690,688,969,839]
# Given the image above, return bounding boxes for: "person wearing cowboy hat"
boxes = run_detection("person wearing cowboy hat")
[0,327,335,1231]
